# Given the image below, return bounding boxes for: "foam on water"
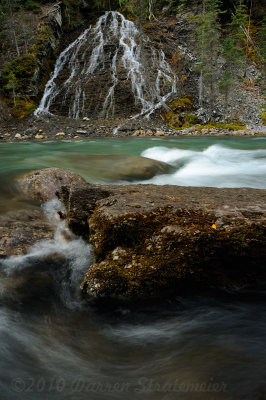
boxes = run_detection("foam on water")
[141,144,266,188]
[0,199,93,308]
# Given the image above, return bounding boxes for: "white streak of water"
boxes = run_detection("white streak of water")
[0,199,93,309]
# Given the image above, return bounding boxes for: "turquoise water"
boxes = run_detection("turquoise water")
[1,136,266,213]
[0,136,266,177]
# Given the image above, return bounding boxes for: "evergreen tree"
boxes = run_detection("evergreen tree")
[196,0,222,118]
[4,70,18,106]
[230,1,248,61]
[219,34,242,113]
[257,16,266,74]
[218,1,250,116]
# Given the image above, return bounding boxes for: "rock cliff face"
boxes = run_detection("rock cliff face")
[28,2,64,98]
[57,183,266,302]
[0,2,265,126]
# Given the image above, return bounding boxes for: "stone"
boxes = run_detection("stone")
[15,167,86,202]
[58,183,266,302]
[146,130,154,136]
[35,134,44,139]
[62,154,173,183]
[57,182,111,238]
[0,208,70,303]
[56,132,65,136]
[0,209,54,257]
[155,131,165,136]
[76,130,87,134]
[14,133,22,138]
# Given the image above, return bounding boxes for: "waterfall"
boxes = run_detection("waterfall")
[35,11,176,120]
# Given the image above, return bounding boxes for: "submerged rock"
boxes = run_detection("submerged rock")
[15,167,86,202]
[0,209,54,257]
[58,183,266,301]
[63,154,173,182]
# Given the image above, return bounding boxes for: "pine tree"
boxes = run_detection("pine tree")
[218,1,249,116]
[219,34,242,113]
[4,71,18,106]
[6,0,20,56]
[257,16,266,74]
[196,0,222,119]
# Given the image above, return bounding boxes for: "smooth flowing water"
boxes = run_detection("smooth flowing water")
[0,137,266,400]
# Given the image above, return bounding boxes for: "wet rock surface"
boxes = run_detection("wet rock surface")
[0,209,54,257]
[15,167,86,202]
[65,154,173,182]
[58,183,266,301]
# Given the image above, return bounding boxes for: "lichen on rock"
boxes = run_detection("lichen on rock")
[15,167,86,202]
[57,182,266,302]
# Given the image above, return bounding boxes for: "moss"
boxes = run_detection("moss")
[10,98,37,119]
[168,95,193,112]
[31,23,54,56]
[195,122,247,131]
[162,95,248,131]
[259,106,266,125]
[162,95,199,129]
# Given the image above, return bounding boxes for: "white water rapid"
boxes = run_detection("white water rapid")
[141,144,266,188]
[35,11,176,120]
[0,199,93,309]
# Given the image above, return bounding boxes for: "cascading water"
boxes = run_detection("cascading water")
[35,11,176,120]
[0,199,93,308]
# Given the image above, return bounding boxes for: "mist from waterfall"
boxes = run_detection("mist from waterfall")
[35,11,176,120]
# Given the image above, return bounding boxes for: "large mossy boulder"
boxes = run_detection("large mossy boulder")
[58,183,266,302]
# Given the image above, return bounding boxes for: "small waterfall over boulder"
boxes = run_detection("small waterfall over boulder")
[35,11,176,120]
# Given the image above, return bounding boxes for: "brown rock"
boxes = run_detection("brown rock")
[15,167,86,202]
[155,131,165,136]
[59,183,266,301]
[57,182,111,238]
[0,209,54,257]
[145,130,154,136]
[61,154,173,183]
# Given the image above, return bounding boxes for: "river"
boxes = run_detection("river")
[0,136,266,400]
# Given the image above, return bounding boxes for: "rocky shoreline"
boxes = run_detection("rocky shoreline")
[0,114,265,141]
